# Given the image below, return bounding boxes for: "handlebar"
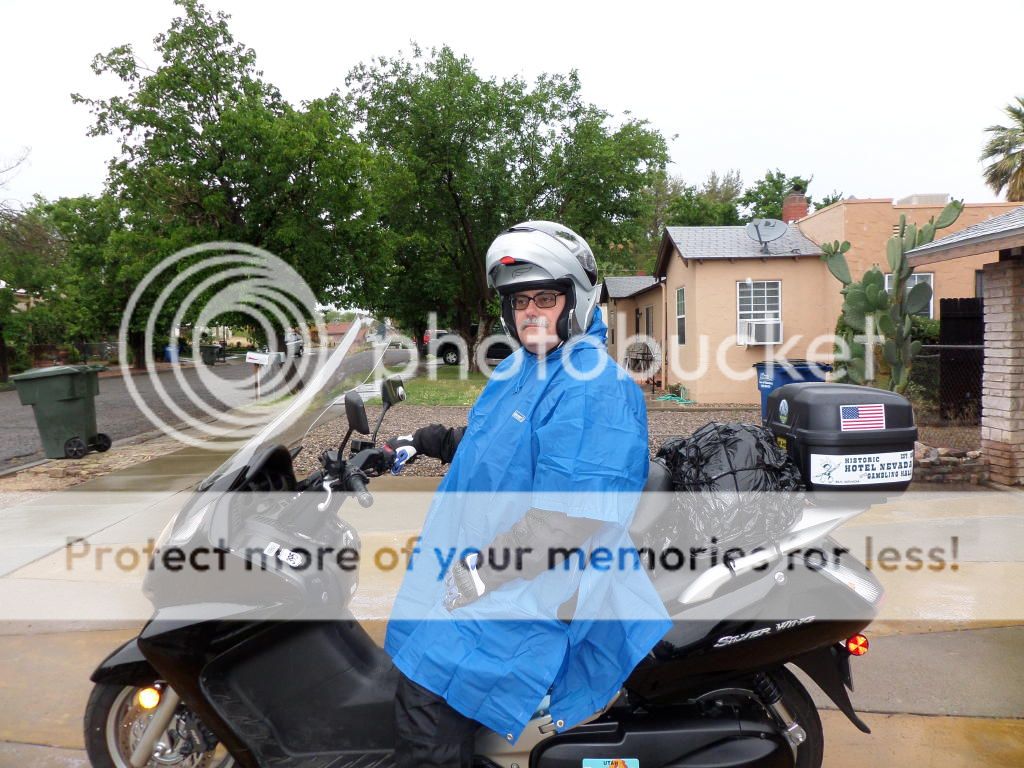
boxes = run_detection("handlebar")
[344,468,373,508]
[309,445,396,514]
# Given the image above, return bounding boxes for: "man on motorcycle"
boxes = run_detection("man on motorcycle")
[383,221,670,768]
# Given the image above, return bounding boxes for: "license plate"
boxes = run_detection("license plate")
[582,761,639,768]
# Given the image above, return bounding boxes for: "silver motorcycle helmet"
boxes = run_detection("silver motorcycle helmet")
[485,221,599,344]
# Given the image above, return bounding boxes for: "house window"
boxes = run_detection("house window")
[736,280,782,345]
[644,305,654,337]
[975,269,984,298]
[884,272,934,318]
[675,287,686,344]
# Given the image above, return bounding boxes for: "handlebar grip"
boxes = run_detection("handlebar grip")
[346,471,373,508]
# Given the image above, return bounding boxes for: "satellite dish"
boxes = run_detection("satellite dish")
[745,218,788,254]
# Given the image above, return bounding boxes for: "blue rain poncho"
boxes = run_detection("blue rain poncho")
[384,309,671,740]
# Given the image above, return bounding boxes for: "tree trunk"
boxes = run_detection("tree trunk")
[129,330,146,369]
[455,319,477,373]
[0,324,8,382]
[412,323,428,359]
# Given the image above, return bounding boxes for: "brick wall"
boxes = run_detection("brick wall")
[980,258,1024,485]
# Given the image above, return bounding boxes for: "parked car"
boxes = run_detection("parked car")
[433,326,514,365]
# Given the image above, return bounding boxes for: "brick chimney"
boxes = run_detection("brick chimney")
[782,189,810,223]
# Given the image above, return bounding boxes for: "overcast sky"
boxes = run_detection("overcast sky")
[2,0,1021,208]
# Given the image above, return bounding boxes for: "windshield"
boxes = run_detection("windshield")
[200,314,417,489]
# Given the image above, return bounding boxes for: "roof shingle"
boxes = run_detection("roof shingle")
[665,225,823,261]
[908,205,1024,257]
[601,275,658,300]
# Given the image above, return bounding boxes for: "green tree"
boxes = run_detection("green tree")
[816,190,844,210]
[739,169,812,220]
[322,309,357,324]
[620,170,743,274]
[39,194,125,345]
[664,180,742,227]
[980,96,1024,201]
[72,0,373,363]
[701,170,744,206]
[345,45,667,363]
[0,202,63,380]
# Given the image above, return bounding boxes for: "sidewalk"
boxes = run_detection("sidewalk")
[0,438,1022,765]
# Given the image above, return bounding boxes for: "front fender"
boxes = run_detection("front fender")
[90,637,157,686]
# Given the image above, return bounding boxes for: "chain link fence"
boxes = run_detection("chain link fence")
[905,344,983,451]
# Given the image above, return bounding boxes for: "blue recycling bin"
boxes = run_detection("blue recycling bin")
[754,360,832,421]
[164,344,179,363]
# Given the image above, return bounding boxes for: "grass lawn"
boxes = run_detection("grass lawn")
[403,365,489,406]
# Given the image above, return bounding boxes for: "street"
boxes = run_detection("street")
[0,349,410,471]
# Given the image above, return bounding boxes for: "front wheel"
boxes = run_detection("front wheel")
[84,682,235,768]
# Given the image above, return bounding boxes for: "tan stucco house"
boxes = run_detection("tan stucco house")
[601,192,1021,406]
[599,275,657,365]
[799,194,1021,322]
[649,222,829,404]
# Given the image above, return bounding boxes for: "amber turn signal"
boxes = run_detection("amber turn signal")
[845,634,869,656]
[137,687,161,710]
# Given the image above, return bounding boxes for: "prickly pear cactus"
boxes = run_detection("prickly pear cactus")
[821,200,963,392]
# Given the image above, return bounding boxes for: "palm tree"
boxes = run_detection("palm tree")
[980,96,1024,201]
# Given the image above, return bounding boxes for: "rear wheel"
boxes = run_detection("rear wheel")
[699,667,823,768]
[84,682,235,768]
[772,667,824,768]
[441,346,460,365]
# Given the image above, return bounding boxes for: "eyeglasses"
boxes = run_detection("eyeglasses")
[509,291,563,310]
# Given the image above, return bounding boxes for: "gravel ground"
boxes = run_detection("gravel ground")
[293,403,761,478]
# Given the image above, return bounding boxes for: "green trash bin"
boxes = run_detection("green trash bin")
[199,344,218,365]
[10,365,112,459]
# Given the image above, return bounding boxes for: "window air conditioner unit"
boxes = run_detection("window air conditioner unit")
[740,319,782,345]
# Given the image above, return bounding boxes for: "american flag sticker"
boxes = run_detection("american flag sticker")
[840,404,886,431]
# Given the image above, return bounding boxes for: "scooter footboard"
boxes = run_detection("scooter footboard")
[201,619,399,760]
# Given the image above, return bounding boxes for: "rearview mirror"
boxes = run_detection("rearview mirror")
[344,390,370,435]
[381,377,407,409]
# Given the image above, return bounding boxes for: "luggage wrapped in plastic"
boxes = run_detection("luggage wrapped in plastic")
[649,422,805,561]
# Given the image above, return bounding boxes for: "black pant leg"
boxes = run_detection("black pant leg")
[394,672,479,768]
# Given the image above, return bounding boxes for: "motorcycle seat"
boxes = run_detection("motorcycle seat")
[627,459,674,548]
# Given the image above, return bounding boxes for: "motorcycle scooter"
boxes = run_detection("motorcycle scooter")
[84,367,911,768]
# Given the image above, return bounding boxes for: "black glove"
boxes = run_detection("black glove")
[443,553,487,611]
[356,447,393,477]
[393,424,466,465]
[384,434,419,466]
